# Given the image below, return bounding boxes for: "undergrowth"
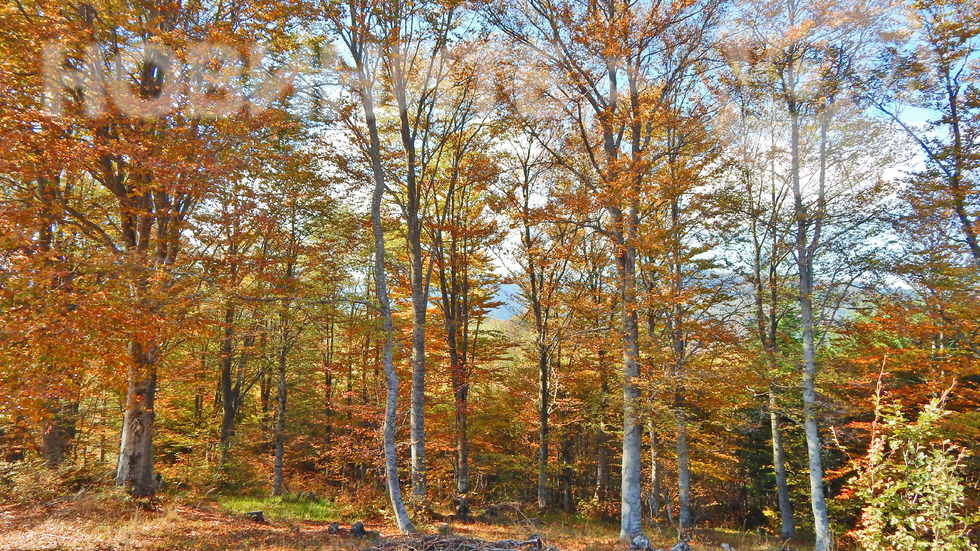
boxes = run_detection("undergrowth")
[218,493,341,522]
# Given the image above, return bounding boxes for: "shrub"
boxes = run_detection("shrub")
[848,393,979,551]
[0,460,112,504]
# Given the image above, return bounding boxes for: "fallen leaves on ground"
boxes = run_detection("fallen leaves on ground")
[0,496,369,551]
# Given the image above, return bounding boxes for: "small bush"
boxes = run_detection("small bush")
[847,394,980,551]
[0,460,112,504]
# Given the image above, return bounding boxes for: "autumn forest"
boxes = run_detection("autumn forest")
[0,0,978,549]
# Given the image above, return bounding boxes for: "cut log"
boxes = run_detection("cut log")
[629,535,653,551]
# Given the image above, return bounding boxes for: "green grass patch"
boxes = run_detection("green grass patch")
[218,494,341,522]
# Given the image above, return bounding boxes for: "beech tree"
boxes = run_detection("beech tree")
[326,0,416,531]
[489,0,723,536]
[4,2,286,495]
[870,0,980,267]
[3,0,980,545]
[430,116,504,516]
[497,135,578,511]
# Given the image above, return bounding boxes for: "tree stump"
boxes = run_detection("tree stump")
[351,521,367,538]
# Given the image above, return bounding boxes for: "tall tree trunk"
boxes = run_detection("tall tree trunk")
[675,391,692,531]
[595,374,610,503]
[455,385,469,512]
[390,33,429,506]
[769,384,794,539]
[218,302,238,473]
[790,92,832,551]
[617,236,643,539]
[271,309,289,497]
[604,55,643,538]
[351,32,416,531]
[448,327,470,516]
[408,227,427,506]
[561,432,573,513]
[648,423,661,526]
[116,342,157,497]
[41,415,63,467]
[324,320,334,450]
[748,161,795,540]
[537,345,549,510]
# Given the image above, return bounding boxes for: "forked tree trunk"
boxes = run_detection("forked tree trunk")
[348,24,416,530]
[789,78,832,550]
[388,33,430,507]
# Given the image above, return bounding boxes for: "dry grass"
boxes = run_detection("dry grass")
[0,494,813,551]
[0,494,368,551]
[408,514,810,551]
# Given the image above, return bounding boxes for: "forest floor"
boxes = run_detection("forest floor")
[0,494,808,551]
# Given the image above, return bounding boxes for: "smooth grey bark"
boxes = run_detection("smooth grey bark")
[386,25,443,505]
[605,49,644,542]
[488,0,717,540]
[336,6,416,530]
[407,228,427,506]
[616,236,643,539]
[595,374,610,503]
[116,343,158,497]
[675,392,692,531]
[648,423,661,526]
[537,345,549,510]
[769,385,794,540]
[366,92,417,532]
[747,166,795,540]
[788,67,832,549]
[271,297,292,497]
